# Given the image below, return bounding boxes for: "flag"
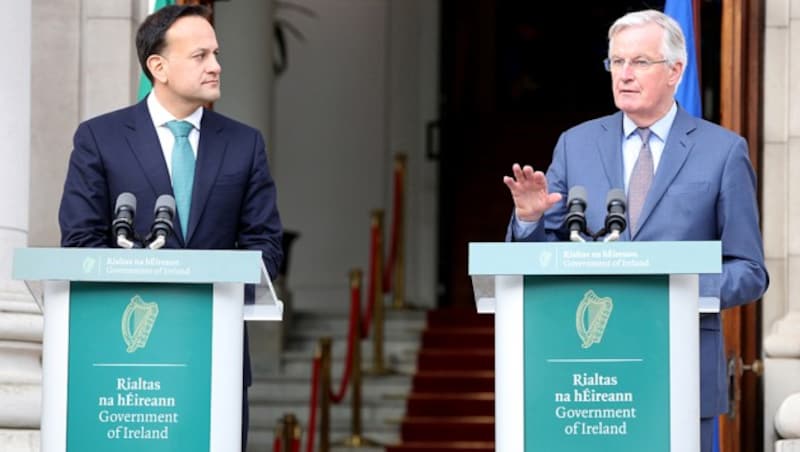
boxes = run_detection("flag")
[137,0,176,100]
[664,0,702,118]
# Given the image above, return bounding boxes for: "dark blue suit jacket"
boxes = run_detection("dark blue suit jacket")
[59,99,284,386]
[507,107,769,418]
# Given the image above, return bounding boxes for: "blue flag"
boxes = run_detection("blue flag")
[664,0,702,117]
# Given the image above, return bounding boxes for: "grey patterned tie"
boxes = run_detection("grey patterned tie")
[628,127,653,233]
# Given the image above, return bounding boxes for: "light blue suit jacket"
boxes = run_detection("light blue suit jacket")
[507,107,769,417]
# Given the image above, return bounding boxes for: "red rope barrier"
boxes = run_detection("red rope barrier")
[329,282,360,403]
[361,221,379,338]
[383,165,403,291]
[305,356,321,452]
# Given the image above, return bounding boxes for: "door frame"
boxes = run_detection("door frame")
[718,0,764,451]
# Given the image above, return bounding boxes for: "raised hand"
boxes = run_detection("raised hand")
[502,163,562,222]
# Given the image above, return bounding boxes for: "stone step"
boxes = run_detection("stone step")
[251,374,412,401]
[278,338,419,377]
[246,305,425,451]
[249,399,405,430]
[247,428,394,452]
[285,333,420,354]
[289,310,427,338]
[0,429,39,452]
[280,355,417,378]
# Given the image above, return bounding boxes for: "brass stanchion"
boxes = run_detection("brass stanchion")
[336,270,381,448]
[319,338,332,452]
[391,153,409,310]
[365,210,392,376]
[275,413,299,452]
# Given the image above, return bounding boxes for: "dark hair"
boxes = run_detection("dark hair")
[136,5,212,83]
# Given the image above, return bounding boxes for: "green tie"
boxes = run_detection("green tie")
[165,120,195,237]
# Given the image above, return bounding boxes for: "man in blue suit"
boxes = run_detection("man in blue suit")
[503,10,768,452]
[58,5,282,450]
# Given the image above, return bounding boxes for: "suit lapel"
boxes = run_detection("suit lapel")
[596,112,625,192]
[186,111,228,244]
[632,107,696,239]
[124,101,186,245]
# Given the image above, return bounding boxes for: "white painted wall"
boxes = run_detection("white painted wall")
[387,0,440,308]
[214,0,275,158]
[272,0,387,310]
[272,0,439,311]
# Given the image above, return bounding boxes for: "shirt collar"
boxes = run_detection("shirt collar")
[147,92,204,131]
[622,101,678,142]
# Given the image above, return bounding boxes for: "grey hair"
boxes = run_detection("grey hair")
[608,9,687,84]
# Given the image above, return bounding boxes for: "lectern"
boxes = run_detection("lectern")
[13,248,282,452]
[469,241,720,452]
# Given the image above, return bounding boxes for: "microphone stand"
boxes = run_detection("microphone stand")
[147,235,166,250]
[117,235,136,249]
[569,230,586,242]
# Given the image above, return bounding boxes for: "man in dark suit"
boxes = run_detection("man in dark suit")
[58,5,281,450]
[503,10,768,452]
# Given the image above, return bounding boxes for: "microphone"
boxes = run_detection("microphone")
[565,185,588,242]
[112,193,137,249]
[146,194,176,250]
[603,188,627,242]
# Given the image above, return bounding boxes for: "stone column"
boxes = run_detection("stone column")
[214,0,283,375]
[0,2,43,451]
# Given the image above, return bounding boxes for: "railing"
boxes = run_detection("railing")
[273,152,409,451]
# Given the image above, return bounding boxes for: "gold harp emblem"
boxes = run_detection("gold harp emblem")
[121,295,159,353]
[575,290,613,349]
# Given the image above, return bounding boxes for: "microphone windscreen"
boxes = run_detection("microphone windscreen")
[154,194,176,215]
[115,192,137,214]
[606,188,626,209]
[568,185,587,204]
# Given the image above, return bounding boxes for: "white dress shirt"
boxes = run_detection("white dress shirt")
[146,92,204,179]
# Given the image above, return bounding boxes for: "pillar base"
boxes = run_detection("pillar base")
[0,429,39,452]
[0,383,41,428]
[0,341,41,428]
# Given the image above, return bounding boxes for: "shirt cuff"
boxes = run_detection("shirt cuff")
[513,214,539,240]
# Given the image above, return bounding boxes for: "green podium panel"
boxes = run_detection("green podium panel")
[67,282,212,451]
[468,241,721,452]
[12,248,283,452]
[524,275,670,451]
